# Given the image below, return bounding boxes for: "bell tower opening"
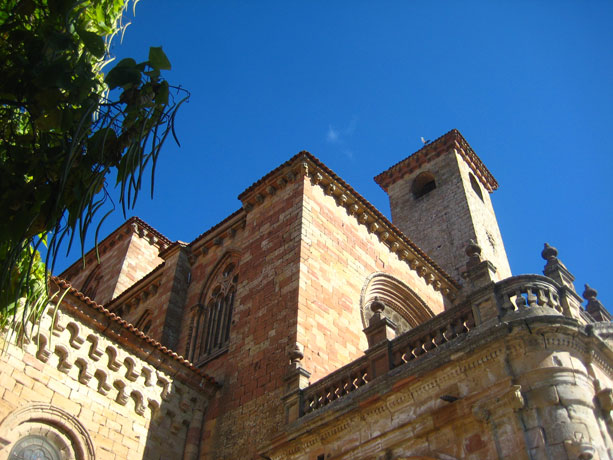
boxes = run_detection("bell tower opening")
[374,129,511,282]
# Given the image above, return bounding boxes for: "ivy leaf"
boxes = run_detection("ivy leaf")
[77,29,106,58]
[148,47,171,71]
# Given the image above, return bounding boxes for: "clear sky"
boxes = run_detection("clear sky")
[58,1,613,309]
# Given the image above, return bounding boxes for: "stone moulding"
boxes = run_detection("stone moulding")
[107,268,164,315]
[188,209,246,259]
[35,280,220,421]
[0,404,96,460]
[373,128,498,193]
[23,294,214,424]
[238,151,460,298]
[263,314,611,460]
[60,216,170,281]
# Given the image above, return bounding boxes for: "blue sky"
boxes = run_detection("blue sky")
[58,1,612,309]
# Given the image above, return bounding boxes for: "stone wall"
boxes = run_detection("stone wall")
[60,218,167,306]
[378,131,511,282]
[299,176,447,382]
[0,285,216,460]
[195,175,305,459]
[262,315,613,460]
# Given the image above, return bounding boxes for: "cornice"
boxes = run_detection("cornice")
[51,277,219,389]
[60,216,171,279]
[262,316,606,459]
[374,129,498,193]
[188,209,246,258]
[106,263,165,313]
[239,151,460,297]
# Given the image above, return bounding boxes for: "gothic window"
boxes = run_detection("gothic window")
[8,435,61,460]
[412,171,436,199]
[81,264,102,300]
[187,254,239,364]
[134,310,152,334]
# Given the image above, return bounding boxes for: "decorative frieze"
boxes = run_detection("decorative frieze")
[25,302,205,423]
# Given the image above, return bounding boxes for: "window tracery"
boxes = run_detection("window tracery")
[187,253,239,364]
[9,435,61,460]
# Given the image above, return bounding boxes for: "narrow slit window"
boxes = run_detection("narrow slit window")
[470,172,484,201]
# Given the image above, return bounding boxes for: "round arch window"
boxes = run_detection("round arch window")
[411,172,436,199]
[9,435,61,460]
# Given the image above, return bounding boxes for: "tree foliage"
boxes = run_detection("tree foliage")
[0,0,188,328]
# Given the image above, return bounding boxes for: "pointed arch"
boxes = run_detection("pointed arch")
[186,251,240,364]
[134,310,152,334]
[360,273,435,334]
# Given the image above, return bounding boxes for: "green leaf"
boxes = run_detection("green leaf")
[148,47,171,71]
[155,81,169,106]
[105,58,141,89]
[78,29,106,58]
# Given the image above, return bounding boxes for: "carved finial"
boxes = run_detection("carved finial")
[582,284,610,322]
[583,284,598,301]
[289,343,304,365]
[541,243,558,262]
[370,296,385,315]
[465,240,481,259]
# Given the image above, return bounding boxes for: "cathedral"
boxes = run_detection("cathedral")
[1,129,611,460]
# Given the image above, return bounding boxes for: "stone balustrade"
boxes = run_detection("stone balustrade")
[294,273,581,419]
[302,358,370,415]
[494,274,563,315]
[390,302,475,367]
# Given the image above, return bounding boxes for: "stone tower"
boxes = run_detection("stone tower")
[374,129,511,282]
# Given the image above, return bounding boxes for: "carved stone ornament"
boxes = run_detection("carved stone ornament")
[464,239,483,270]
[541,242,558,262]
[583,284,598,301]
[289,343,304,365]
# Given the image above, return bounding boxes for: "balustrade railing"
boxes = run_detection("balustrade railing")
[390,302,475,367]
[297,274,565,418]
[302,357,370,415]
[495,275,562,315]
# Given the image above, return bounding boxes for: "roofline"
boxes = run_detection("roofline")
[51,277,219,388]
[59,216,172,278]
[374,129,499,193]
[239,150,461,293]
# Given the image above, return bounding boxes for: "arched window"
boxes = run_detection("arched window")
[0,404,95,460]
[9,435,60,460]
[360,273,435,334]
[81,264,102,300]
[134,310,152,335]
[187,254,239,364]
[411,171,436,199]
